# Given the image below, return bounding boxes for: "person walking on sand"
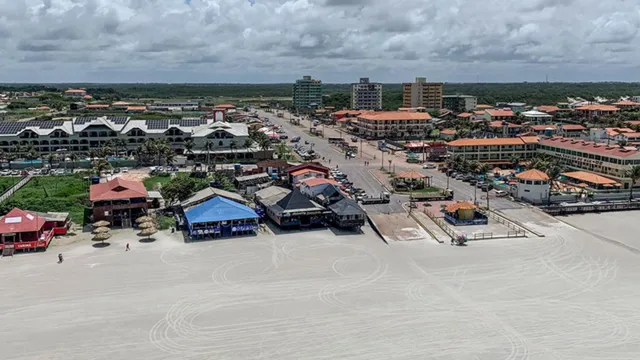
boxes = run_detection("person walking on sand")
[126,243,130,251]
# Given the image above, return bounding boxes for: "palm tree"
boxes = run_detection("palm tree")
[204,139,213,167]
[92,158,111,176]
[626,165,640,200]
[545,164,563,204]
[243,138,254,151]
[69,153,78,170]
[25,145,39,162]
[46,153,57,169]
[509,155,521,170]
[163,146,176,167]
[184,139,195,157]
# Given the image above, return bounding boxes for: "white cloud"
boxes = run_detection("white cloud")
[0,0,639,82]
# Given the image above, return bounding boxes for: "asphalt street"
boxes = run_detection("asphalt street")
[257,110,403,214]
[258,110,522,213]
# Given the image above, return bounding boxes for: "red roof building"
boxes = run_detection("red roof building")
[90,178,149,226]
[0,208,68,252]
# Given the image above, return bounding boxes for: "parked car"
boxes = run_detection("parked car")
[280,134,288,140]
[351,137,358,143]
[469,179,477,185]
[422,163,437,169]
[481,184,494,192]
[495,190,508,197]
[455,174,465,180]
[291,136,301,143]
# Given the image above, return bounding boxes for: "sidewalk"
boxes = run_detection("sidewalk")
[410,210,451,243]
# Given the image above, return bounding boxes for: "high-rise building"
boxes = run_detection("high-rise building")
[442,95,477,112]
[402,77,443,110]
[292,75,323,110]
[351,78,382,110]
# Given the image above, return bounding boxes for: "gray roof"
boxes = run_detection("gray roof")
[147,191,163,199]
[235,172,271,183]
[254,186,290,207]
[181,187,246,208]
[328,198,365,216]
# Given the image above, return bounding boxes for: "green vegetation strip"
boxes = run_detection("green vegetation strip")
[0,175,89,225]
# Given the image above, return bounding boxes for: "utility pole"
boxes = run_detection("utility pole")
[381,148,384,169]
[360,138,363,159]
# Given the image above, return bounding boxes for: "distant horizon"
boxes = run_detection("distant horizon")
[2,81,640,85]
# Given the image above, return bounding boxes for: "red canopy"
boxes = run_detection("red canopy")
[90,177,148,202]
[0,208,46,234]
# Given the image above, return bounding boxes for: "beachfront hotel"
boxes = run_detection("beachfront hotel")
[445,137,539,165]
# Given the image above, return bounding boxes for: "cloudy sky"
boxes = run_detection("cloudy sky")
[1,0,640,83]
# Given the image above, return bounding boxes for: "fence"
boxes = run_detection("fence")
[0,175,32,205]
[423,210,456,239]
[477,208,530,237]
[473,232,493,240]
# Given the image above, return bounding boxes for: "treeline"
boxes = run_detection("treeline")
[2,82,640,107]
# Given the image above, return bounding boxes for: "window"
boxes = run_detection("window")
[218,141,223,146]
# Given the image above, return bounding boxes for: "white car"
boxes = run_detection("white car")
[121,167,129,173]
[422,163,437,169]
[494,190,508,197]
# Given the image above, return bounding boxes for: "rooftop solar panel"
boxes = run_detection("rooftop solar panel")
[74,117,97,125]
[145,119,169,130]
[107,116,129,124]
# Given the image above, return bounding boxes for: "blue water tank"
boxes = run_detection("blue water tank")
[91,176,101,184]
[544,127,554,137]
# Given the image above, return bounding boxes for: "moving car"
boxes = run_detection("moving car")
[290,136,301,143]
[495,190,508,197]
[422,163,437,169]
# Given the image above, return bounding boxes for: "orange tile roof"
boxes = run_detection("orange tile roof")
[559,124,586,131]
[64,89,85,93]
[540,138,640,158]
[519,136,540,144]
[516,169,549,181]
[126,106,147,111]
[112,101,129,106]
[530,125,557,131]
[561,171,617,185]
[441,129,457,135]
[624,120,640,126]
[83,95,93,99]
[86,104,109,109]
[613,101,640,106]
[486,109,515,117]
[445,201,476,212]
[536,105,560,113]
[489,121,521,128]
[457,112,473,118]
[291,169,324,177]
[331,110,361,116]
[214,104,236,109]
[90,178,148,201]
[447,138,531,146]
[398,107,426,111]
[301,178,339,187]
[358,111,431,121]
[473,111,485,115]
[396,170,426,179]
[576,104,619,111]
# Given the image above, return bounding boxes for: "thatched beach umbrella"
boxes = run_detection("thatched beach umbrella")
[92,232,112,244]
[138,227,157,241]
[138,221,155,229]
[93,220,110,228]
[92,226,110,234]
[135,216,153,224]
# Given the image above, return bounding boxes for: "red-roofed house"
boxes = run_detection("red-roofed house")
[489,121,523,137]
[0,208,66,253]
[575,104,619,119]
[484,109,516,122]
[613,101,640,110]
[90,178,149,226]
[285,163,330,185]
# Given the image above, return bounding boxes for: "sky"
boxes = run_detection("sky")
[1,0,640,83]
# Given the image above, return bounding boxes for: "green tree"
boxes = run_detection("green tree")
[626,165,640,200]
[204,139,213,166]
[92,158,111,175]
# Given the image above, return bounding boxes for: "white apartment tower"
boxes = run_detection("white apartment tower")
[351,78,382,110]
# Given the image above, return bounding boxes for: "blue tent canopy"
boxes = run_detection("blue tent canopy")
[185,196,258,224]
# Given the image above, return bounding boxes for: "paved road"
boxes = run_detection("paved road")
[259,110,523,213]
[258,111,404,214]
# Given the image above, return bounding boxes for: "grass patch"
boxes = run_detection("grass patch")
[157,215,174,231]
[0,175,89,224]
[0,176,20,194]
[143,173,174,191]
